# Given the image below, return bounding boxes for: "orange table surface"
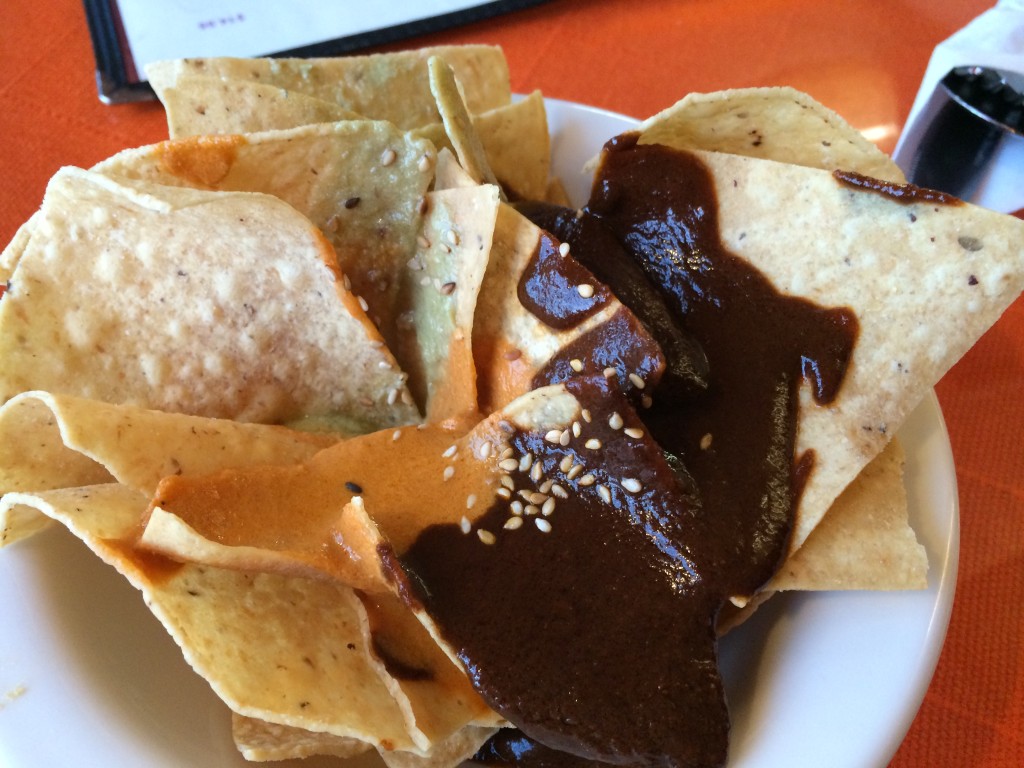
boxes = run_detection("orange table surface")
[1,1,1021,766]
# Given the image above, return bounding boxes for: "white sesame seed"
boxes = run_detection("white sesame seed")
[418,153,433,172]
[357,296,369,312]
[577,283,595,298]
[581,409,592,423]
[531,462,543,482]
[519,453,534,472]
[628,373,646,389]
[570,358,584,372]
[460,516,472,534]
[343,275,353,291]
[585,438,602,450]
[572,421,582,437]
[542,498,556,516]
[558,241,571,257]
[621,478,642,493]
[443,466,455,481]
[551,483,568,499]
[496,487,512,499]
[416,236,430,251]
[518,489,533,501]
[559,454,574,473]
[478,442,493,459]
[535,518,552,533]
[597,484,612,504]
[539,479,553,493]
[500,475,515,491]
[443,445,457,458]
[392,429,402,441]
[466,494,477,509]
[445,228,460,247]
[510,500,524,516]
[528,491,548,505]
[440,281,457,295]
[386,388,398,405]
[380,148,397,166]
[603,367,617,379]
[609,412,624,430]
[700,433,713,450]
[525,504,540,516]
[504,516,524,530]
[501,447,515,459]
[578,473,596,486]
[559,429,571,446]
[545,430,563,444]
[624,427,645,439]
[567,464,583,481]
[499,458,519,472]
[477,529,496,545]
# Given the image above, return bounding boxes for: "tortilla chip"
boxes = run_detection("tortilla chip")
[231,713,372,762]
[627,145,1024,557]
[157,75,361,138]
[95,121,435,397]
[638,86,903,181]
[146,45,511,131]
[377,726,498,768]
[0,168,416,427]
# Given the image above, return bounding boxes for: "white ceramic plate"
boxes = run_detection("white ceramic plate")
[0,99,958,768]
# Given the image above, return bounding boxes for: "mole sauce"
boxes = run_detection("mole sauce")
[400,137,859,767]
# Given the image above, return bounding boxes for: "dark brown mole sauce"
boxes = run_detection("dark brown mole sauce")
[831,169,963,206]
[518,232,613,330]
[400,136,858,768]
[401,376,727,768]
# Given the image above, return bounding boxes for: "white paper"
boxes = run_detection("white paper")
[893,0,1024,213]
[115,0,503,76]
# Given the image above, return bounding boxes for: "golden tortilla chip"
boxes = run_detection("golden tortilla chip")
[231,713,371,762]
[146,45,511,132]
[638,86,903,181]
[0,168,417,427]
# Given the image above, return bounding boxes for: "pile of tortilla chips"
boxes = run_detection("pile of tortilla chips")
[2,44,1023,766]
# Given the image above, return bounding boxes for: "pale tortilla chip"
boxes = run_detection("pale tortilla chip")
[146,45,511,131]
[0,168,417,427]
[95,121,435,397]
[158,75,361,138]
[627,145,1024,558]
[638,86,903,181]
[377,725,498,768]
[231,713,372,762]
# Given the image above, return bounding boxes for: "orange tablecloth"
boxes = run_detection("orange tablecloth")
[1,1,1020,766]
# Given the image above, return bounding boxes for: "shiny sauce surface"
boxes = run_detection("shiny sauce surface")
[400,137,859,767]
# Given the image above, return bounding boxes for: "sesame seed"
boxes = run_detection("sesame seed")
[466,494,477,509]
[518,489,533,501]
[528,491,548,505]
[378,360,392,370]
[440,281,457,295]
[603,367,617,379]
[558,242,571,257]
[477,529,496,545]
[585,438,602,450]
[386,388,398,405]
[504,516,524,530]
[344,197,361,209]
[621,478,642,493]
[559,430,571,446]
[325,214,340,233]
[418,153,433,172]
[578,473,596,486]
[525,504,540,516]
[570,358,584,372]
[624,427,645,439]
[551,483,568,499]
[700,433,713,450]
[500,475,515,490]
[392,429,402,441]
[519,453,534,472]
[442,445,457,458]
[499,458,519,472]
[535,518,552,533]
[460,516,472,534]
[380,148,397,166]
[497,487,512,499]
[478,442,493,459]
[539,479,554,493]
[357,296,369,312]
[531,462,543,482]
[501,447,515,460]
[443,466,455,481]
[577,284,595,298]
[567,464,583,481]
[572,421,582,437]
[445,229,460,247]
[343,275,352,291]
[559,454,574,473]
[416,236,430,251]
[510,500,524,516]
[608,412,624,430]
[581,409,592,423]
[544,430,562,444]
[628,373,646,389]
[597,484,612,504]
[401,390,415,406]
[542,498,555,516]
[345,481,363,493]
